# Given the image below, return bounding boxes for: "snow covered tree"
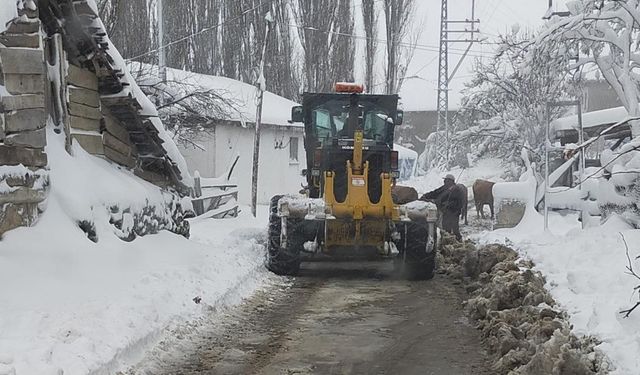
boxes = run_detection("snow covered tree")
[539,0,640,137]
[450,29,579,179]
[537,0,640,226]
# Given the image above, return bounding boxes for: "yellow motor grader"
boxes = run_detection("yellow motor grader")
[266,83,438,279]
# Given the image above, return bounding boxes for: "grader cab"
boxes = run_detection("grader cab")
[266,83,438,279]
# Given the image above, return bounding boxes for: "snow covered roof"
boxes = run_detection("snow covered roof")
[130,64,301,128]
[551,106,629,132]
[550,106,631,141]
[166,69,300,127]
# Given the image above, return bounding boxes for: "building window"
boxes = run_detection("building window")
[289,137,299,162]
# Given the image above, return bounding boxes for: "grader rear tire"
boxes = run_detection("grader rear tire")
[266,195,304,276]
[395,221,437,280]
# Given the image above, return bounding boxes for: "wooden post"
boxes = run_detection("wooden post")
[250,13,273,217]
[193,172,204,216]
[48,33,72,154]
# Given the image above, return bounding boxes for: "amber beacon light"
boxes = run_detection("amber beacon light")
[335,82,364,93]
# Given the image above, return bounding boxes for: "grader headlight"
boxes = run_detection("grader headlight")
[422,201,438,222]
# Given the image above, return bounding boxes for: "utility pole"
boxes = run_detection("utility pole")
[251,12,274,217]
[435,0,480,168]
[157,0,166,83]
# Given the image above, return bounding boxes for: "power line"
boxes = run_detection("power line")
[286,23,494,59]
[126,0,273,61]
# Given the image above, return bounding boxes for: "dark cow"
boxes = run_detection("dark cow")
[472,179,495,219]
[392,185,418,205]
[457,183,468,225]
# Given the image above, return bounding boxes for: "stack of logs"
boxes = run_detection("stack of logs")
[0,1,49,236]
[65,64,136,168]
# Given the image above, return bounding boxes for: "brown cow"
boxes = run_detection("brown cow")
[472,179,495,219]
[392,185,418,205]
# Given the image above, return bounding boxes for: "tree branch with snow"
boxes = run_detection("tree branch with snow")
[619,233,640,318]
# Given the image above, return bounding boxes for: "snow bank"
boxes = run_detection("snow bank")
[477,216,640,374]
[0,131,271,374]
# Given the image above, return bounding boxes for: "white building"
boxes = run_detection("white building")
[164,70,306,205]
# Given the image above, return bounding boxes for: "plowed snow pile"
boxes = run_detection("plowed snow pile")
[438,234,611,374]
[473,209,640,375]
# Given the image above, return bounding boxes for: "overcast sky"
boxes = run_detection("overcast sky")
[398,0,570,111]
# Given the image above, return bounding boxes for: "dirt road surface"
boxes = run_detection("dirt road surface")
[128,261,492,375]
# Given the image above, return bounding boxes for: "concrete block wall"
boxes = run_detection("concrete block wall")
[494,199,527,229]
[0,2,49,236]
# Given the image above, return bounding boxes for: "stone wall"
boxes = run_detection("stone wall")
[0,3,49,237]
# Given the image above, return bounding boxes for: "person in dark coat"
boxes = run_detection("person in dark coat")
[420,174,463,241]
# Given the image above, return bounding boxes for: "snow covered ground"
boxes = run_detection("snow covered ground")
[0,131,272,374]
[475,210,640,374]
[0,209,270,375]
[412,159,640,374]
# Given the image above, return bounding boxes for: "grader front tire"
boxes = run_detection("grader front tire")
[395,221,437,280]
[266,195,303,276]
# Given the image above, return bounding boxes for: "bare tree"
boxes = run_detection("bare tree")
[265,1,301,101]
[98,0,154,62]
[383,0,417,95]
[292,0,337,92]
[292,0,355,92]
[361,0,379,92]
[192,0,223,76]
[330,0,356,84]
[129,64,240,148]
[620,233,640,317]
